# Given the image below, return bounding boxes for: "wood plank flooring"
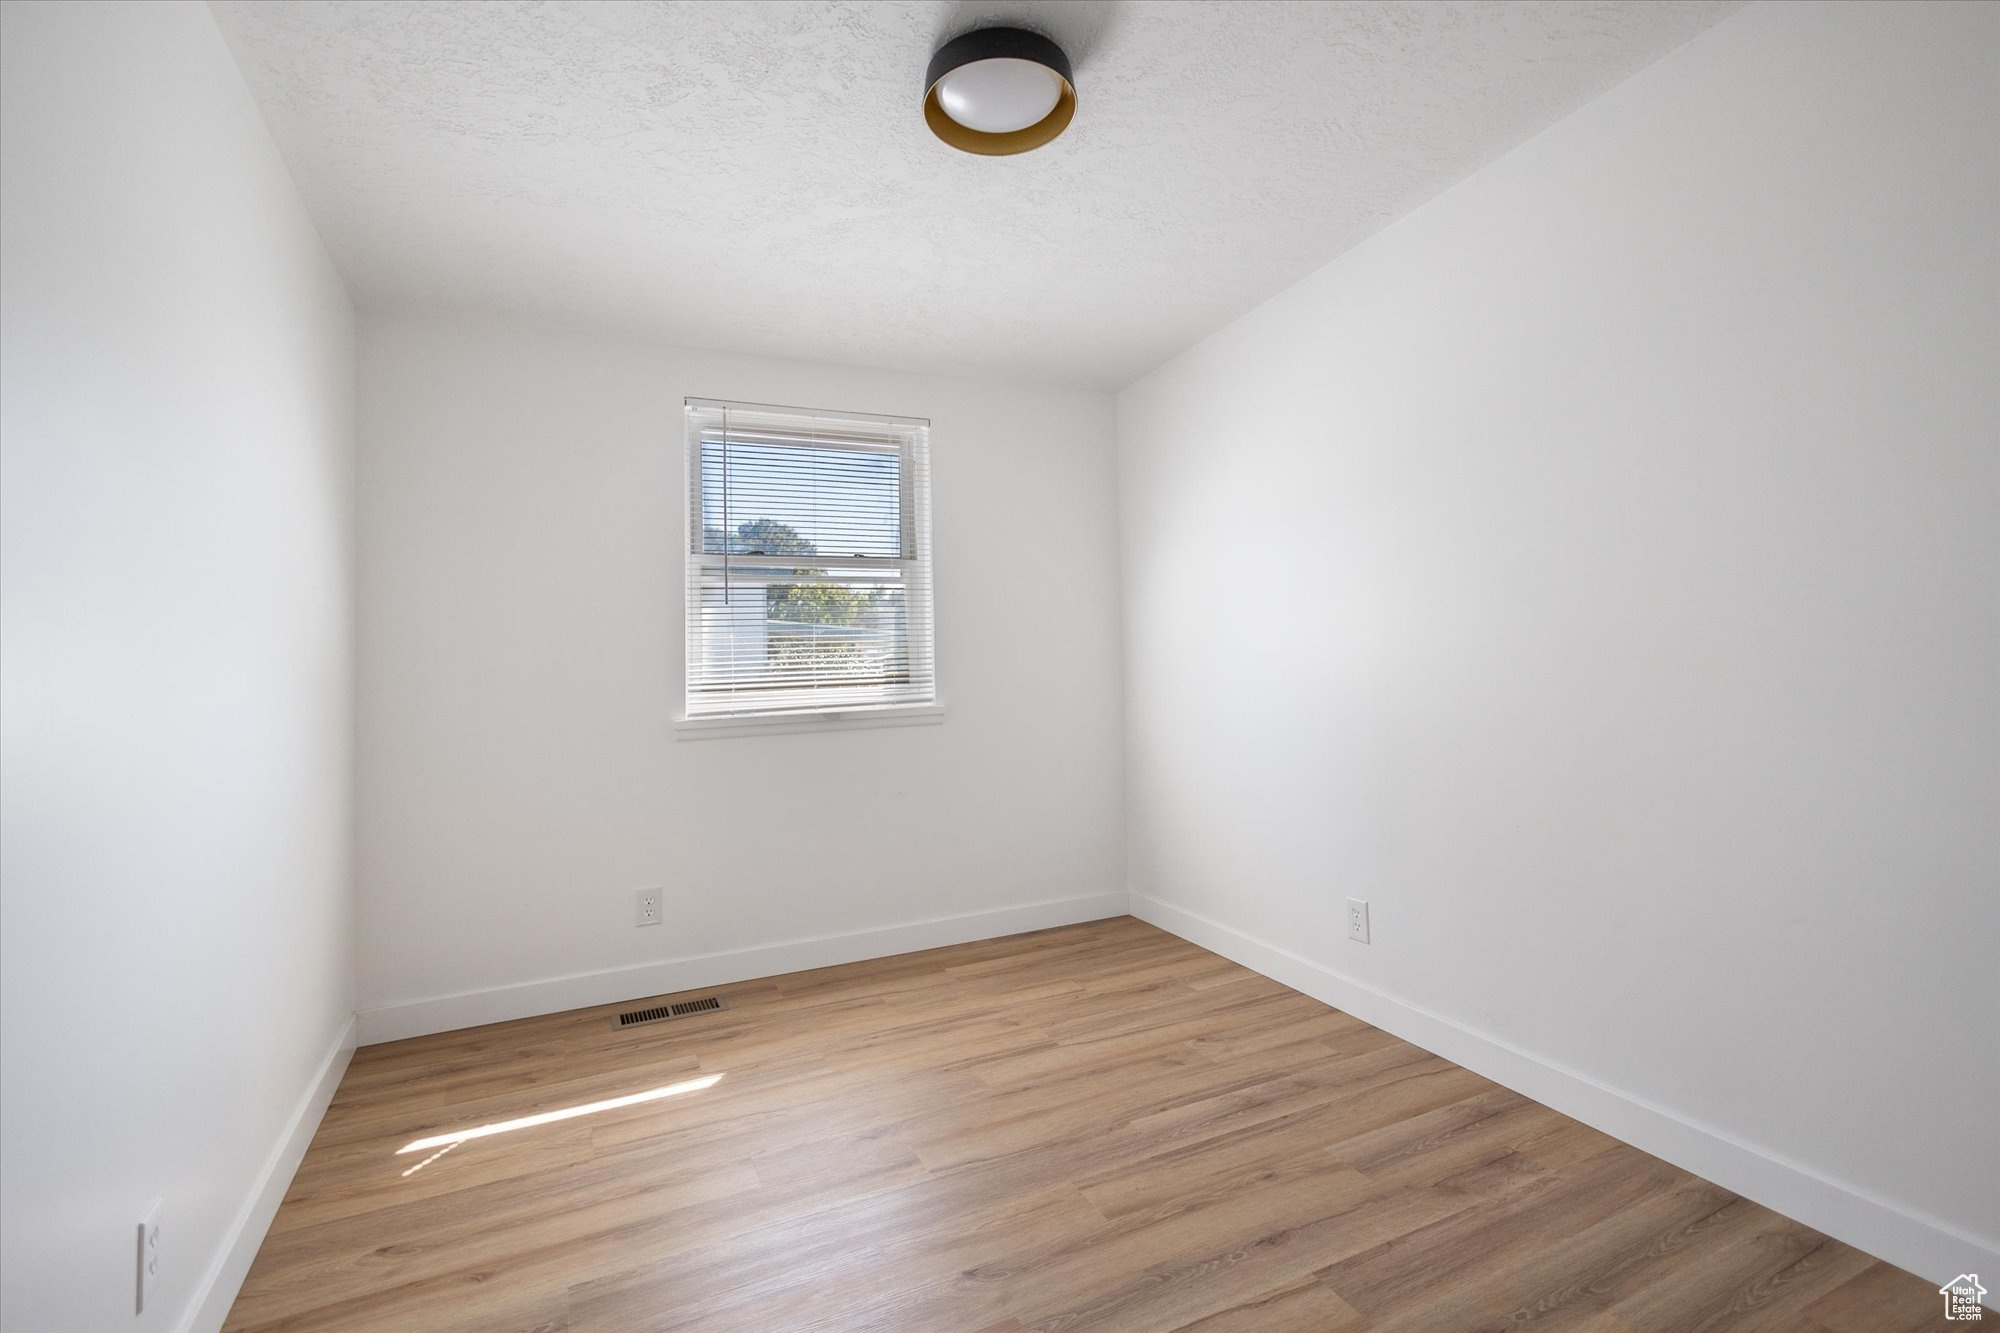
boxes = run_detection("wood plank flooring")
[227,917,1943,1332]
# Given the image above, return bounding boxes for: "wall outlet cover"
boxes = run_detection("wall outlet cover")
[1346,897,1371,944]
[136,1197,162,1315]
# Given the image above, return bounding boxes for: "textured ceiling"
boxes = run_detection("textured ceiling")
[212,0,1740,387]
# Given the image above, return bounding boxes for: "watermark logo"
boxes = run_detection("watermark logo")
[1942,1274,1987,1321]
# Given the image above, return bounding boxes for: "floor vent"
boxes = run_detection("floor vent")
[615,995,728,1029]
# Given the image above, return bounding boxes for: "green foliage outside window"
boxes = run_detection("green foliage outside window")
[712,519,880,673]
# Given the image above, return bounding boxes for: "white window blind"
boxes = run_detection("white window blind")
[684,398,935,720]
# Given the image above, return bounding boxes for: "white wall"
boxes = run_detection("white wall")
[0,3,356,1330]
[354,317,1123,1036]
[1119,0,1996,1288]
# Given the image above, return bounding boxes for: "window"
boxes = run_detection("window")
[683,398,935,723]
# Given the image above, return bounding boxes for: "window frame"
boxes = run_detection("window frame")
[676,397,941,737]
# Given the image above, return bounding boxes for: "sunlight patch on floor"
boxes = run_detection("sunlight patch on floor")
[396,1074,723,1157]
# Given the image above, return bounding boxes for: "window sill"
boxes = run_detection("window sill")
[672,703,947,741]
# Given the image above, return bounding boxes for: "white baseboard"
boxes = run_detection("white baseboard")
[179,1016,356,1333]
[356,892,1131,1045]
[1130,893,1997,1303]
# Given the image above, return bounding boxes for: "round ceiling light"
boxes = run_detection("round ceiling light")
[924,27,1076,156]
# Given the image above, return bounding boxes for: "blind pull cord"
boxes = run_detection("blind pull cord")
[732,402,740,604]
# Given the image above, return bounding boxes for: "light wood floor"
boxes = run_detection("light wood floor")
[228,917,1942,1332]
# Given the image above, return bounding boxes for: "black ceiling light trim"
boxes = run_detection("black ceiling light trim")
[923,26,1076,156]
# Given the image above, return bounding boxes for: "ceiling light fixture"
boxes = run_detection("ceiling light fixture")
[924,27,1076,156]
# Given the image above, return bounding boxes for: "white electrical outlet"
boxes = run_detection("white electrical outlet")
[1346,898,1371,944]
[635,888,662,927]
[136,1198,162,1315]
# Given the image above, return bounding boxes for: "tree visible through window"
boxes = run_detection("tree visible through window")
[708,517,877,675]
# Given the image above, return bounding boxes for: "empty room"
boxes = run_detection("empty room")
[2,1,1995,1330]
